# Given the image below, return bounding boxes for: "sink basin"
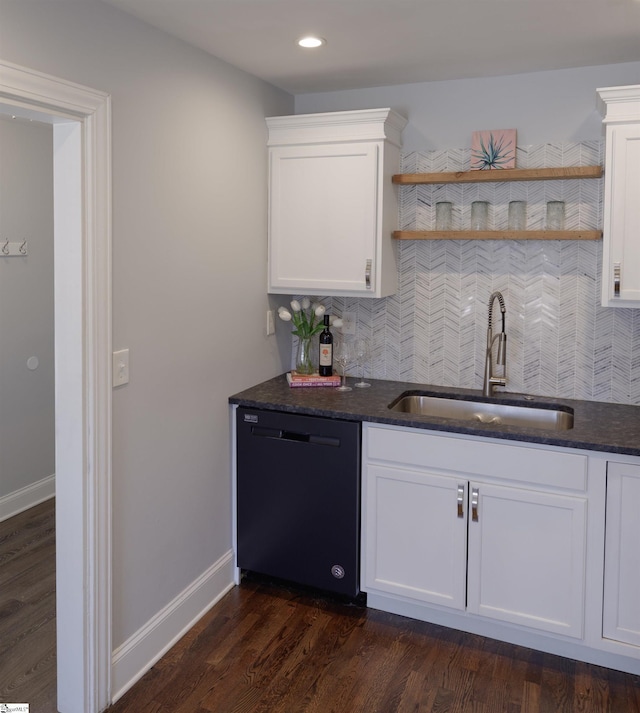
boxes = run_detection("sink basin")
[388,393,574,431]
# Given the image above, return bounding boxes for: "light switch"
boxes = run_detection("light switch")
[266,309,275,336]
[113,348,129,387]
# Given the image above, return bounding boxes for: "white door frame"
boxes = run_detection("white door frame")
[0,60,112,713]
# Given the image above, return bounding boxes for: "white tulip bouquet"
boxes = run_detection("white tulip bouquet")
[278,298,343,374]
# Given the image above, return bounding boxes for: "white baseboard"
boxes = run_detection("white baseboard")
[110,549,235,703]
[0,474,55,522]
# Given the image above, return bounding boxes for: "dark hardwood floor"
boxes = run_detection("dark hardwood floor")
[0,498,56,712]
[3,503,639,712]
[107,575,640,713]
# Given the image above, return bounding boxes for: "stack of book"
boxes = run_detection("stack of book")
[286,371,341,388]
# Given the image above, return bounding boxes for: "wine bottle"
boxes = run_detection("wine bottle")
[318,315,333,376]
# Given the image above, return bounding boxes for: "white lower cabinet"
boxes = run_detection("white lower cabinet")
[362,423,640,675]
[466,481,586,638]
[367,467,587,638]
[603,461,640,647]
[364,426,587,639]
[366,464,467,610]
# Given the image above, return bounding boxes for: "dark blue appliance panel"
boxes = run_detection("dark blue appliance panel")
[236,407,361,597]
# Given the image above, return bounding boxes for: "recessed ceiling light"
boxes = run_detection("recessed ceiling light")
[297,36,326,49]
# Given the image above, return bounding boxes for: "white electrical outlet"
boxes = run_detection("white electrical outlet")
[342,312,356,335]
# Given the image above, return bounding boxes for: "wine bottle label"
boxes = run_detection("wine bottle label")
[319,345,333,366]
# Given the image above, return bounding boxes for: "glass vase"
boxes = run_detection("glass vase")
[295,336,314,375]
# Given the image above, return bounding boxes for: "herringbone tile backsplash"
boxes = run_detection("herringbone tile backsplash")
[330,141,640,406]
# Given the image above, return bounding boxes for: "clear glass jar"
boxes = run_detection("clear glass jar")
[508,201,527,230]
[470,201,489,230]
[546,201,565,230]
[435,201,453,230]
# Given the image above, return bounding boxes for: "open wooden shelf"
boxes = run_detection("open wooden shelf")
[392,230,603,241]
[392,166,603,185]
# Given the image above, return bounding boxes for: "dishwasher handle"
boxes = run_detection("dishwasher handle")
[251,425,340,447]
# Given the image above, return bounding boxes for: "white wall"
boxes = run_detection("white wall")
[295,62,640,151]
[0,0,293,657]
[0,117,55,509]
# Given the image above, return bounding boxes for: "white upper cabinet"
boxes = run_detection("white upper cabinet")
[266,109,407,298]
[597,85,640,307]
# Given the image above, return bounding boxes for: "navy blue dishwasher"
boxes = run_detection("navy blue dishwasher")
[236,407,361,597]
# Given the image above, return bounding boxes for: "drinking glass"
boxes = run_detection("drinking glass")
[546,201,565,230]
[334,340,353,392]
[354,338,371,388]
[470,201,489,230]
[435,201,453,230]
[508,201,527,230]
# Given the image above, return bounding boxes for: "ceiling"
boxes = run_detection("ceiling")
[101,0,640,94]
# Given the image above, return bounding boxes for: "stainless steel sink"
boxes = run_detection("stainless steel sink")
[388,393,574,431]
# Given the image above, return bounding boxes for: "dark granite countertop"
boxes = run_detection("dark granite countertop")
[230,374,640,457]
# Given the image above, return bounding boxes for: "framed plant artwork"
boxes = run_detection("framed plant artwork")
[471,129,516,170]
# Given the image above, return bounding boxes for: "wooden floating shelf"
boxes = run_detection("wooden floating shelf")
[392,166,603,185]
[392,230,603,241]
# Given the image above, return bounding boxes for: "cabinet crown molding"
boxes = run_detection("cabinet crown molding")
[266,108,407,148]
[597,84,640,123]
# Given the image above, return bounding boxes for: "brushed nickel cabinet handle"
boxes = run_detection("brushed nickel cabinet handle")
[614,262,621,297]
[365,259,372,289]
[471,488,479,522]
[457,484,465,518]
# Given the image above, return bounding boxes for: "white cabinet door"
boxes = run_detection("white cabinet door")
[603,462,640,647]
[466,481,587,638]
[601,124,640,305]
[268,142,380,295]
[266,108,405,298]
[598,85,640,307]
[363,464,467,609]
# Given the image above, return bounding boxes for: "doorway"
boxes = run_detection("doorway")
[0,60,112,713]
[0,113,56,709]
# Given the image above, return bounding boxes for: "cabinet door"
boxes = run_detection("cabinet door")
[268,142,379,296]
[602,123,640,306]
[467,482,586,639]
[363,464,467,609]
[603,462,640,647]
